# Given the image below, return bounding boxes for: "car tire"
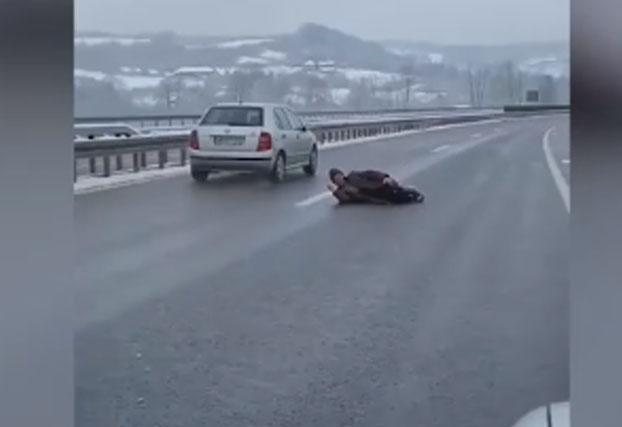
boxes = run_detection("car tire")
[191,169,209,183]
[271,152,286,183]
[303,146,318,176]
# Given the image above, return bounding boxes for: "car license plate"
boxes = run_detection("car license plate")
[213,135,244,145]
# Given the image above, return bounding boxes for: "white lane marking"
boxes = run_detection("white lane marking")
[295,191,333,208]
[543,127,570,213]
[297,132,504,208]
[432,144,450,153]
[562,159,570,164]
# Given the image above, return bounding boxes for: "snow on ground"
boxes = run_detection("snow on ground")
[113,75,163,90]
[237,56,269,65]
[214,67,238,76]
[263,65,302,75]
[217,38,273,49]
[260,50,287,61]
[413,91,441,104]
[284,93,306,106]
[181,79,207,89]
[428,53,444,64]
[330,88,351,105]
[120,66,143,73]
[172,66,216,75]
[132,95,159,107]
[74,69,108,81]
[389,47,411,56]
[338,68,401,84]
[75,37,151,46]
[148,69,159,75]
[519,57,569,78]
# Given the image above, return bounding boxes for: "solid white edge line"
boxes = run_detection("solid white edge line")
[543,127,570,213]
[295,191,333,207]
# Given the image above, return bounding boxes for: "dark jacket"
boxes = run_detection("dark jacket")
[345,170,390,190]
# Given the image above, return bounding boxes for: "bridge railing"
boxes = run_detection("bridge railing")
[73,112,506,182]
[73,106,569,182]
[73,107,498,129]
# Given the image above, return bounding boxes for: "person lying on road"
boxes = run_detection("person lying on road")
[327,168,425,205]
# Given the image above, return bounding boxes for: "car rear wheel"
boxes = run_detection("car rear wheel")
[303,146,318,176]
[191,169,209,183]
[271,152,286,183]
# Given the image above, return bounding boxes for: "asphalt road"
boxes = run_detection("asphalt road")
[75,115,569,427]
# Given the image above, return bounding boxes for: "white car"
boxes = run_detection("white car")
[189,102,319,182]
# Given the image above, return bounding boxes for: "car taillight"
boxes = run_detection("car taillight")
[190,130,199,149]
[257,132,272,151]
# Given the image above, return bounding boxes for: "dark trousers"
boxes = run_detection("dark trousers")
[366,185,423,204]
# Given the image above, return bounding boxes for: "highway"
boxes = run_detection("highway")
[75,115,569,427]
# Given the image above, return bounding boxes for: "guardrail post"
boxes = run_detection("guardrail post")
[132,153,140,172]
[158,150,166,169]
[103,156,111,177]
[140,152,147,168]
[180,148,187,166]
[89,157,96,174]
[116,154,123,171]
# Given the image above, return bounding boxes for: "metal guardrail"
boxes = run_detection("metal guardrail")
[73,107,497,128]
[73,107,568,182]
[73,112,505,182]
[503,105,570,113]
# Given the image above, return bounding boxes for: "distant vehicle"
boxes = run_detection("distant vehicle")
[74,123,141,141]
[188,103,318,183]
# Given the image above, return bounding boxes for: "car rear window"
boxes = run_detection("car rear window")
[200,107,264,127]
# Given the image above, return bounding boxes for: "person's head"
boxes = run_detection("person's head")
[329,168,346,186]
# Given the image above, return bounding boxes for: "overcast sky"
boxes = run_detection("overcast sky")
[76,0,569,45]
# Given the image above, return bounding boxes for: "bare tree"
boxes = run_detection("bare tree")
[501,61,525,104]
[400,63,415,107]
[158,76,182,110]
[304,73,329,107]
[227,71,260,102]
[467,66,489,107]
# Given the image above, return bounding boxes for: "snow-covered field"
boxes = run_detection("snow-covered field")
[261,50,287,61]
[237,56,269,65]
[75,69,108,82]
[519,57,569,78]
[338,68,401,84]
[217,38,273,49]
[75,37,151,46]
[113,75,163,90]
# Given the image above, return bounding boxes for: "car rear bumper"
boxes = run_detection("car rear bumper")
[190,154,273,173]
